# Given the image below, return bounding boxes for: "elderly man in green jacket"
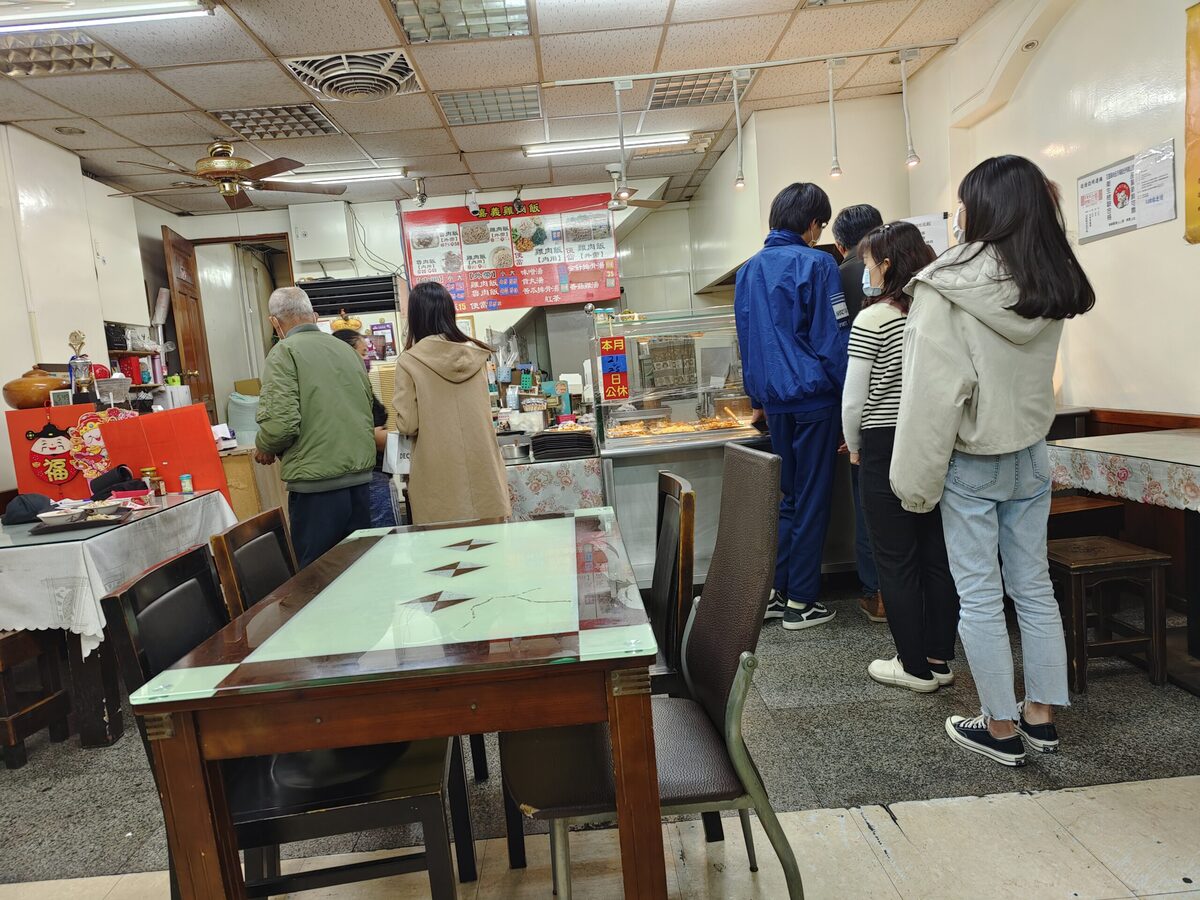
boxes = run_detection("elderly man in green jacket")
[255,286,376,567]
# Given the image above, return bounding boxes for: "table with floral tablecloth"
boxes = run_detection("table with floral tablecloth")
[506,457,604,519]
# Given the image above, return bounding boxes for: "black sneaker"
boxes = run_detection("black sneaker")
[1016,702,1060,753]
[945,715,1026,767]
[764,591,788,621]
[782,600,835,631]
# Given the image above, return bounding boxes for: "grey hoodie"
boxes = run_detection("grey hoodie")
[889,242,1063,513]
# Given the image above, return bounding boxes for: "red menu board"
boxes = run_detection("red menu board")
[399,193,621,314]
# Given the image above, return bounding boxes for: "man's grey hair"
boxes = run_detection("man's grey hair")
[268,286,314,321]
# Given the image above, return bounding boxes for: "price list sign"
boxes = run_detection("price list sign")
[598,336,629,401]
[400,193,621,313]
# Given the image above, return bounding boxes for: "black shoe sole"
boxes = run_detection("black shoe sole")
[945,719,1027,767]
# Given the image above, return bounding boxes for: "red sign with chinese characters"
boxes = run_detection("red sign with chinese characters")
[399,193,621,314]
[598,335,630,401]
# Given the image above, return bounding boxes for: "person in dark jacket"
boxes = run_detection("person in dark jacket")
[832,203,886,623]
[331,328,396,528]
[735,182,849,632]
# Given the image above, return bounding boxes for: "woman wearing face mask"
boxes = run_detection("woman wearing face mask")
[842,222,960,693]
[735,182,850,631]
[891,155,1095,766]
[332,328,395,527]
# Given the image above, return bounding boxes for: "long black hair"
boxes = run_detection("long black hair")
[857,221,935,315]
[404,281,492,351]
[947,155,1095,320]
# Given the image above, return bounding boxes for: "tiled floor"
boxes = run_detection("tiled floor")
[4,776,1198,899]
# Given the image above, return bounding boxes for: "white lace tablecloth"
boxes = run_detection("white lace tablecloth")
[1048,430,1200,512]
[0,492,236,656]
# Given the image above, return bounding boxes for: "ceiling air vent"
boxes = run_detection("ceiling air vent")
[209,104,340,140]
[0,31,127,77]
[436,85,540,126]
[285,50,420,103]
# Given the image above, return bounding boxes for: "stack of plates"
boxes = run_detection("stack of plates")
[531,431,596,462]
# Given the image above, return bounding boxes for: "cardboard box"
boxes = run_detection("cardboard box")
[234,378,261,396]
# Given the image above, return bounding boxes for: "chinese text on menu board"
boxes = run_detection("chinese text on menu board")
[399,193,621,313]
[598,336,629,401]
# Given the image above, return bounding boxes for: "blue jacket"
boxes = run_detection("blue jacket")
[735,229,850,415]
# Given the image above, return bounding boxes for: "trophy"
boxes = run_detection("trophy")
[68,330,96,402]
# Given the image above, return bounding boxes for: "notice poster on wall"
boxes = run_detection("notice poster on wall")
[1134,141,1177,230]
[1077,156,1137,243]
[1186,2,1200,243]
[902,212,950,256]
[399,193,620,314]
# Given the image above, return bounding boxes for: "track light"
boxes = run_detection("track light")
[734,175,745,191]
[616,183,633,200]
[467,189,480,215]
[731,68,748,192]
[828,59,844,179]
[899,49,920,169]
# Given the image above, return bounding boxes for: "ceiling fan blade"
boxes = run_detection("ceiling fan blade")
[117,161,191,175]
[224,191,254,211]
[239,157,304,181]
[628,198,668,209]
[252,181,347,196]
[107,184,208,198]
[621,186,640,199]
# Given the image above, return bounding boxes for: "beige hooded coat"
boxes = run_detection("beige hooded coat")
[393,336,511,525]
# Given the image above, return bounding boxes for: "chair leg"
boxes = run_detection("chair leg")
[1069,574,1088,694]
[448,736,477,883]
[739,809,759,872]
[469,732,489,781]
[503,781,527,869]
[752,799,803,900]
[702,810,725,843]
[265,844,281,880]
[549,820,560,897]
[1149,567,1168,685]
[244,847,267,884]
[2,741,27,770]
[419,796,458,900]
[550,819,573,900]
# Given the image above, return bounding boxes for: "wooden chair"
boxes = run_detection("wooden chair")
[1048,494,1125,540]
[499,444,803,899]
[0,630,70,769]
[648,471,696,696]
[102,546,476,899]
[210,507,297,617]
[1048,537,1170,693]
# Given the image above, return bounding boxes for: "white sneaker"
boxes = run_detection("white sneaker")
[930,666,955,687]
[868,656,939,693]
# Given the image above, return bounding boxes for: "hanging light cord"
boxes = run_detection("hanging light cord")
[901,55,917,160]
[828,62,840,175]
[614,82,627,187]
[732,71,744,185]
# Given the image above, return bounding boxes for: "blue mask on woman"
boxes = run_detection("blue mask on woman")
[862,265,883,298]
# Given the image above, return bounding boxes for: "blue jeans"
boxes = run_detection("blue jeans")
[939,441,1069,721]
[850,462,879,595]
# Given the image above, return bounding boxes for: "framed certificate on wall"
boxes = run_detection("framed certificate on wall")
[456,315,476,339]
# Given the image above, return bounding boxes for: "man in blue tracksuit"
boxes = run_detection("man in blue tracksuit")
[735,183,850,631]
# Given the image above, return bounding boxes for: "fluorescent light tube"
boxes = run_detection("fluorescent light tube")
[266,167,408,185]
[0,2,211,34]
[523,133,690,158]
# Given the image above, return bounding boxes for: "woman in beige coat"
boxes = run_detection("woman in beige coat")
[393,281,511,525]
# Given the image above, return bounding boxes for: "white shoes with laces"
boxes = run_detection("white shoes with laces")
[867,656,939,693]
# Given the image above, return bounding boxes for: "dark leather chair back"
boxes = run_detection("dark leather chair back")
[649,472,694,671]
[684,444,780,729]
[211,508,297,618]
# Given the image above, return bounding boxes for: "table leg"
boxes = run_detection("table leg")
[1186,510,1199,658]
[146,711,244,899]
[66,633,124,748]
[606,667,667,900]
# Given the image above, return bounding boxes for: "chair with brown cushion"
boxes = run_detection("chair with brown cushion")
[0,630,70,769]
[102,546,476,899]
[499,444,802,899]
[210,507,297,618]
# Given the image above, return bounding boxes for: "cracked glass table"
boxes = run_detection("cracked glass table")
[129,508,668,900]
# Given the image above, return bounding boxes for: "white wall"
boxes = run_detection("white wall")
[908,0,1200,415]
[690,116,761,291]
[82,178,150,326]
[618,205,695,314]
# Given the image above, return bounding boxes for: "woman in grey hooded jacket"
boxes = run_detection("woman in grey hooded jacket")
[891,156,1095,767]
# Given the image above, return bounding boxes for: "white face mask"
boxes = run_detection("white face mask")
[861,263,883,298]
[952,205,966,243]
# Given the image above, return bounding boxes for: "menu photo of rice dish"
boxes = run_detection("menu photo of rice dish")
[463,217,514,272]
[562,211,615,262]
[408,222,463,276]
[511,214,564,265]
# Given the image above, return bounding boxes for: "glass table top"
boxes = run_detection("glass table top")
[0,493,212,549]
[1049,429,1200,468]
[130,507,657,707]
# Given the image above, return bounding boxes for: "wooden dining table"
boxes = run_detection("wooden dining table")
[129,507,668,899]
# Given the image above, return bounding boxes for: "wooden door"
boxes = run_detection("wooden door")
[162,226,217,423]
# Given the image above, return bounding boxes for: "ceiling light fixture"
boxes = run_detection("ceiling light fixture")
[523,132,690,159]
[0,2,212,35]
[828,59,844,178]
[731,69,746,191]
[436,85,540,126]
[392,0,530,43]
[267,167,408,185]
[0,31,127,77]
[210,104,340,140]
[899,49,920,168]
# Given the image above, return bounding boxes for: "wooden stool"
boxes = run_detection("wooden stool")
[0,630,71,769]
[1048,494,1125,540]
[1047,537,1170,693]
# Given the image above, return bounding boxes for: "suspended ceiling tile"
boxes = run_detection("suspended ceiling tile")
[542,82,651,118]
[102,111,234,146]
[890,0,998,43]
[639,104,731,135]
[13,118,133,150]
[712,129,735,152]
[406,38,537,92]
[657,14,790,71]
[844,45,937,88]
[357,128,458,158]
[535,0,669,34]
[157,141,272,168]
[76,146,177,176]
[550,163,614,186]
[20,71,192,116]
[546,113,639,142]
[744,61,829,100]
[154,61,311,110]
[449,119,545,152]
[362,152,466,176]
[774,1,917,60]
[664,186,686,202]
[338,181,410,203]
[249,133,369,163]
[687,168,707,187]
[474,167,551,189]
[626,154,702,178]
[81,8,266,68]
[0,75,74,121]
[671,0,798,22]
[423,174,478,196]
[224,0,403,56]
[324,93,443,133]
[540,27,662,82]
[837,82,902,101]
[464,149,547,173]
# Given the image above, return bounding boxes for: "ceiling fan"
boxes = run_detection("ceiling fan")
[107,141,347,211]
[605,164,666,211]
